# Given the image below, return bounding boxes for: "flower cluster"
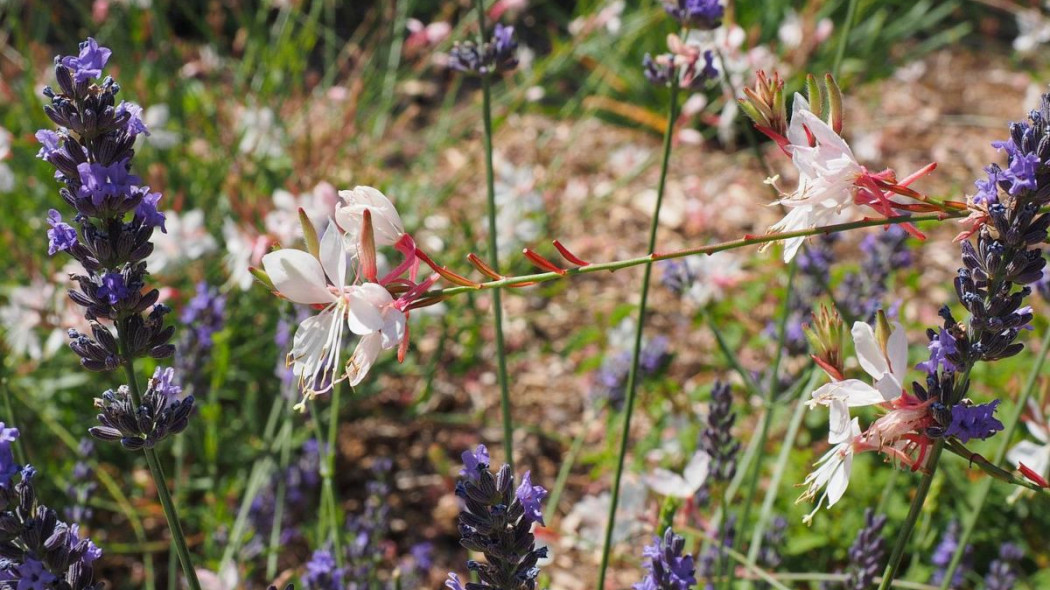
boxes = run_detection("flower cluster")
[634,528,696,590]
[664,0,724,29]
[257,186,440,410]
[741,74,935,262]
[0,424,103,590]
[984,543,1024,590]
[693,381,739,505]
[64,439,96,525]
[930,520,972,589]
[643,33,719,90]
[36,38,193,446]
[793,93,1050,523]
[449,23,518,76]
[445,445,548,590]
[590,322,670,410]
[245,439,321,559]
[89,367,194,450]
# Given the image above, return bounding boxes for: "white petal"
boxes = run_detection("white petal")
[828,400,852,445]
[683,450,711,490]
[357,282,395,307]
[380,308,406,350]
[811,379,886,408]
[786,93,811,148]
[347,332,383,386]
[645,469,691,498]
[318,220,347,288]
[345,290,385,335]
[873,372,904,402]
[336,186,404,246]
[290,310,336,381]
[852,321,889,379]
[261,249,333,304]
[1007,441,1050,477]
[886,322,909,384]
[825,449,852,508]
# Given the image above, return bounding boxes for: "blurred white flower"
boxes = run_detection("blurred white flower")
[664,252,745,307]
[1015,7,1050,54]
[561,475,647,550]
[0,128,13,193]
[1007,400,1050,496]
[645,450,710,498]
[1,265,91,361]
[141,104,179,149]
[148,209,218,275]
[489,156,545,257]
[223,220,271,291]
[237,106,285,160]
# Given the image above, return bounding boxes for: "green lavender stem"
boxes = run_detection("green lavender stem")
[877,440,944,590]
[596,74,680,590]
[938,325,1050,588]
[475,0,515,473]
[434,211,966,298]
[117,322,201,590]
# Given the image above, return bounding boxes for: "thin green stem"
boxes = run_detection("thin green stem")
[596,74,680,590]
[746,367,818,565]
[877,440,945,590]
[267,411,294,579]
[727,263,795,589]
[326,382,344,560]
[117,324,201,590]
[475,0,515,473]
[939,325,1050,589]
[833,0,860,78]
[434,211,965,297]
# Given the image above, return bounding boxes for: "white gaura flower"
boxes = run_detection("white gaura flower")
[336,186,406,247]
[808,320,908,443]
[645,450,711,498]
[261,221,404,409]
[147,209,217,275]
[769,95,864,262]
[798,417,860,525]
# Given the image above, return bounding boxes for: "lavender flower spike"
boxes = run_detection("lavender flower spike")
[664,0,724,29]
[449,449,548,590]
[845,509,887,590]
[634,528,696,590]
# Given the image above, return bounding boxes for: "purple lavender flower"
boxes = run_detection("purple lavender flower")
[97,272,130,305]
[445,573,466,590]
[944,400,1004,442]
[449,450,548,590]
[60,37,112,84]
[302,549,344,590]
[643,54,674,86]
[89,369,195,450]
[46,209,78,256]
[664,0,724,29]
[448,23,518,75]
[75,160,142,210]
[135,191,166,231]
[460,444,490,483]
[916,329,957,375]
[755,516,787,590]
[974,165,1004,205]
[635,528,696,590]
[35,130,62,161]
[591,334,670,409]
[992,137,1041,195]
[0,423,19,487]
[115,101,150,137]
[515,470,548,525]
[846,510,887,590]
[0,462,103,589]
[930,521,972,589]
[984,543,1024,590]
[180,282,227,350]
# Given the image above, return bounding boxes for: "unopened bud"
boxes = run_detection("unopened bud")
[806,304,846,380]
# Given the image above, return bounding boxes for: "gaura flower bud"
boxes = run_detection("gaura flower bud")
[806,304,846,381]
[739,70,787,143]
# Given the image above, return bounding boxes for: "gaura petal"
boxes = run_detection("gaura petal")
[318,220,347,288]
[261,249,334,305]
[345,289,385,335]
[347,332,383,386]
[852,321,889,379]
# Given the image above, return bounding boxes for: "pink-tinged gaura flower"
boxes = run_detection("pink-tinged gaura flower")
[808,320,908,443]
[262,221,405,410]
[766,94,934,262]
[800,316,938,523]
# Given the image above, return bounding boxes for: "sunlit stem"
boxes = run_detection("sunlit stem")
[116,321,202,590]
[596,71,680,590]
[876,440,945,590]
[475,0,516,473]
[435,212,965,298]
